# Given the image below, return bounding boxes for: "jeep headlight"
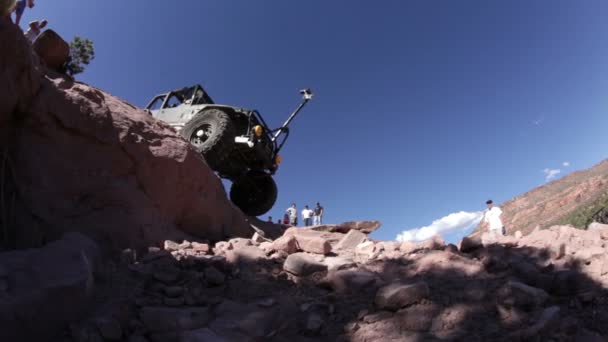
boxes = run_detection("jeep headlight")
[253,125,264,137]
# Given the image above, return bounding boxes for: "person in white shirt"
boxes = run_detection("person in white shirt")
[301,205,314,226]
[482,199,505,236]
[285,203,297,226]
[24,19,46,43]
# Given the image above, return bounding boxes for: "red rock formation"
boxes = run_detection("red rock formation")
[0,21,250,251]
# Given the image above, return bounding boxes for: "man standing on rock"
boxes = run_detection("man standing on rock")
[313,202,324,225]
[302,205,314,226]
[482,200,505,237]
[286,203,298,226]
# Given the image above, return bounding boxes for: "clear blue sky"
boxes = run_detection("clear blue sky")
[27,1,608,243]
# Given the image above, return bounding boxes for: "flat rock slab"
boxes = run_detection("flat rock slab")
[283,253,327,277]
[375,282,430,311]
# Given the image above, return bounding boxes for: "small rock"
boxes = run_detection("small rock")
[271,235,298,255]
[284,253,327,277]
[259,241,273,252]
[375,282,430,311]
[400,241,419,254]
[514,231,523,239]
[297,236,332,255]
[163,240,180,252]
[323,256,357,271]
[226,245,267,265]
[327,269,378,293]
[335,230,368,250]
[163,286,183,298]
[459,235,482,253]
[355,241,376,259]
[178,241,192,249]
[498,280,549,309]
[363,311,392,324]
[95,317,122,341]
[204,266,226,286]
[257,298,276,307]
[251,232,268,244]
[191,242,210,253]
[445,244,459,254]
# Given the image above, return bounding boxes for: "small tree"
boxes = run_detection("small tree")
[66,36,95,76]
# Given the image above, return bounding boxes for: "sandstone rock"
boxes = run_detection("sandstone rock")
[283,253,327,276]
[251,232,268,244]
[418,235,445,251]
[400,241,418,254]
[396,305,439,332]
[310,220,382,234]
[514,230,523,239]
[323,256,357,271]
[375,282,430,311]
[140,307,210,333]
[327,269,378,293]
[445,244,459,254]
[356,241,377,259]
[459,235,482,253]
[228,238,253,249]
[213,241,233,255]
[588,222,608,230]
[335,230,368,251]
[498,280,549,308]
[271,235,298,255]
[335,221,382,234]
[226,245,267,265]
[296,236,332,255]
[3,26,250,249]
[191,242,210,253]
[0,233,99,341]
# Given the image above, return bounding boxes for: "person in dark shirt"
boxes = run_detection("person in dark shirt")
[313,202,324,225]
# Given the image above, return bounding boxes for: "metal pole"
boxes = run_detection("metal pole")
[272,91,312,141]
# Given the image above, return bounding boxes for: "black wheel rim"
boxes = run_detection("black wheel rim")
[190,123,212,148]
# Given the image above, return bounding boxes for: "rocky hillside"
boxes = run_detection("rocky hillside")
[476,159,608,236]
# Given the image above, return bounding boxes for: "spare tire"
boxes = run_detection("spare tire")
[230,174,278,216]
[181,109,235,170]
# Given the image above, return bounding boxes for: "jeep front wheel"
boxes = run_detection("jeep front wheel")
[181,109,235,169]
[230,174,278,216]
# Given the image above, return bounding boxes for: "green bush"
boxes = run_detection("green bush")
[65,36,95,76]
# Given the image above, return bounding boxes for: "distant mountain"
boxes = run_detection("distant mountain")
[474,159,608,236]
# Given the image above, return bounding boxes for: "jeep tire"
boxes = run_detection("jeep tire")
[230,174,278,216]
[181,109,235,169]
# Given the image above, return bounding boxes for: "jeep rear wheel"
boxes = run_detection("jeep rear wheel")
[181,109,235,169]
[230,174,278,216]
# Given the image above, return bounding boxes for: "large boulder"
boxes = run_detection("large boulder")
[0,233,99,341]
[0,22,250,250]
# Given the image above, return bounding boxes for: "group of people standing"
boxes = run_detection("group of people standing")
[280,202,324,227]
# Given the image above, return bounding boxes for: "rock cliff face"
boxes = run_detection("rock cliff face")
[0,21,250,251]
[474,159,608,236]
